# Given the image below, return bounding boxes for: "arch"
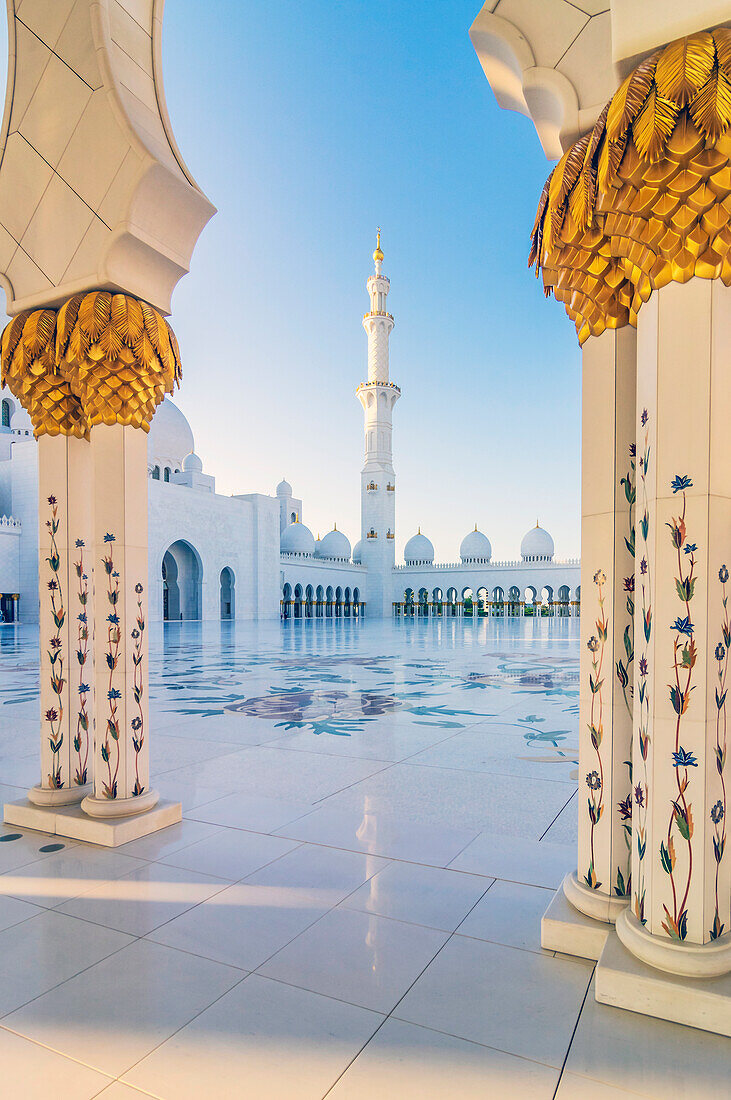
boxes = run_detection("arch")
[290,511,296,524]
[462,586,474,616]
[418,587,428,617]
[305,583,314,618]
[220,566,235,620]
[344,586,351,617]
[163,467,171,482]
[524,585,538,616]
[293,583,303,618]
[316,584,324,616]
[477,586,489,616]
[152,465,160,480]
[282,582,292,618]
[335,586,343,617]
[162,540,203,621]
[353,586,360,616]
[1,398,10,428]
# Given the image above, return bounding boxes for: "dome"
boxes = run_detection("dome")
[281,521,315,556]
[521,522,555,561]
[276,479,292,497]
[147,398,194,466]
[352,540,363,564]
[460,527,492,563]
[182,451,203,473]
[10,403,32,434]
[319,527,351,561]
[404,530,434,565]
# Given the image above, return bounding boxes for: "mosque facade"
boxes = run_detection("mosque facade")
[0,237,579,624]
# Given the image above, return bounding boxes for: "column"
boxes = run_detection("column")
[549,326,636,941]
[30,434,94,806]
[617,279,731,978]
[81,424,156,817]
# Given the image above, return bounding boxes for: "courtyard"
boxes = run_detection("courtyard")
[0,618,726,1098]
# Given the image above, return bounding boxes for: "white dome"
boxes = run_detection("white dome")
[182,451,203,473]
[460,528,492,563]
[319,528,351,561]
[276,479,292,497]
[10,404,32,434]
[281,521,315,556]
[521,523,555,561]
[147,398,194,467]
[352,540,363,564]
[404,530,434,565]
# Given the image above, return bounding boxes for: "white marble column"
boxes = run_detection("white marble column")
[29,434,94,806]
[558,327,637,929]
[618,279,731,976]
[81,424,157,818]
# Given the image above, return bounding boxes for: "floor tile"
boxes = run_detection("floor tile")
[245,842,389,905]
[0,1026,112,1098]
[0,909,132,1015]
[117,817,220,861]
[556,1073,647,1099]
[276,804,480,867]
[395,935,592,1068]
[4,938,243,1077]
[124,973,384,1100]
[456,879,555,953]
[260,907,448,1013]
[57,861,230,935]
[344,860,491,931]
[328,1017,560,1099]
[145,872,332,970]
[449,831,575,889]
[0,844,146,907]
[0,828,66,874]
[94,1085,152,1099]
[565,981,731,1099]
[158,826,299,880]
[0,892,44,932]
[186,791,313,833]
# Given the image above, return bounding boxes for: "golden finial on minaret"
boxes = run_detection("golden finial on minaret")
[373,227,384,264]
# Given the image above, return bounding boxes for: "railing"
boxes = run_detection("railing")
[393,558,579,571]
[0,515,21,531]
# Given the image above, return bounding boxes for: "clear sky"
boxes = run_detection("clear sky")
[6,1,583,562]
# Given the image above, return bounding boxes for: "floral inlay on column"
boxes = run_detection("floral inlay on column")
[131,583,145,797]
[661,473,697,941]
[585,568,608,890]
[45,495,65,789]
[73,538,91,786]
[634,410,651,925]
[615,441,636,898]
[711,564,729,939]
[101,533,121,799]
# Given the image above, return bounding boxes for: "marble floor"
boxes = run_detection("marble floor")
[0,617,726,1098]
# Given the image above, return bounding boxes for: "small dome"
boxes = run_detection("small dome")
[182,451,203,473]
[352,540,363,564]
[521,522,555,561]
[281,521,315,556]
[147,398,194,466]
[319,527,352,561]
[10,403,32,433]
[404,530,434,565]
[277,479,292,497]
[460,527,492,563]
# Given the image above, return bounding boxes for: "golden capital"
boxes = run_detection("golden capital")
[1,292,180,437]
[530,28,731,344]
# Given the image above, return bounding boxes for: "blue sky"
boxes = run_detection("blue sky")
[10,1,582,561]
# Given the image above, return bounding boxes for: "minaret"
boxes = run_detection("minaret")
[357,230,400,617]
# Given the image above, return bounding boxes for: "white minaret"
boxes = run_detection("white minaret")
[357,230,400,617]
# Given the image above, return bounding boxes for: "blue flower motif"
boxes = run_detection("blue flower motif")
[112,571,120,578]
[78,683,89,694]
[720,565,729,584]
[77,613,87,623]
[103,533,116,543]
[671,615,693,636]
[108,688,122,701]
[75,538,85,548]
[107,614,119,625]
[672,747,698,768]
[671,474,693,494]
[684,543,697,555]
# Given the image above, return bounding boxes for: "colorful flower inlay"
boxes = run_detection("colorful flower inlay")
[711,565,729,940]
[634,413,651,926]
[615,442,636,898]
[45,496,65,789]
[131,582,145,796]
[585,568,608,890]
[73,539,90,786]
[661,474,697,942]
[101,533,121,799]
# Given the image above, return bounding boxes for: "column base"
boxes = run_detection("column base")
[596,924,731,1037]
[562,870,629,923]
[541,879,612,960]
[616,908,731,978]
[27,782,92,807]
[81,788,159,819]
[4,796,181,847]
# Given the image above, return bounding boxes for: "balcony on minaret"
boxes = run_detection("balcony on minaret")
[386,529,395,540]
[366,528,378,539]
[386,482,395,492]
[366,481,378,492]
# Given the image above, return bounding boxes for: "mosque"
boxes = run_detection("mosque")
[0,235,579,623]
